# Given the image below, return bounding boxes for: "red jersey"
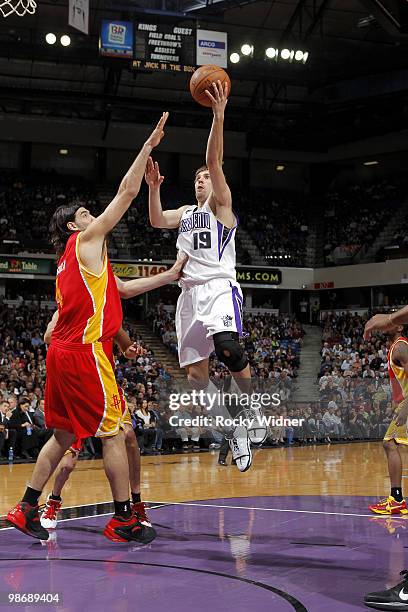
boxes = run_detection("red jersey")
[387,336,408,403]
[52,232,122,344]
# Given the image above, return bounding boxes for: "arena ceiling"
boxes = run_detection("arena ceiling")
[1,0,408,150]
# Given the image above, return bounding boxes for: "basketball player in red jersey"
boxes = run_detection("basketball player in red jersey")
[365,313,408,609]
[40,323,151,530]
[369,325,408,515]
[6,112,183,542]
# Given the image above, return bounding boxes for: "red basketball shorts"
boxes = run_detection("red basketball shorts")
[45,339,125,439]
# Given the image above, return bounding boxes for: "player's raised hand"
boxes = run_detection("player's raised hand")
[145,157,164,190]
[168,250,188,281]
[363,314,393,340]
[205,80,229,117]
[145,112,169,149]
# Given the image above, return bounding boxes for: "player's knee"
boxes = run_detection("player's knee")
[124,426,137,447]
[213,332,248,373]
[383,439,396,453]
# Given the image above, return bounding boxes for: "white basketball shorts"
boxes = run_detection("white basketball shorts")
[175,278,244,368]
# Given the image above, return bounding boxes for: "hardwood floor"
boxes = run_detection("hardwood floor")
[0,441,400,514]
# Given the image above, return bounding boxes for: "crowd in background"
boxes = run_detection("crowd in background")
[0,173,100,255]
[324,179,403,265]
[0,302,400,462]
[4,174,408,270]
[313,311,394,442]
[239,190,309,267]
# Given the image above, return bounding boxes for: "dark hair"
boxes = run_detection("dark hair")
[49,202,83,259]
[194,165,208,181]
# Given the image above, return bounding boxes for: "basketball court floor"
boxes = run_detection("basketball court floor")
[0,442,405,611]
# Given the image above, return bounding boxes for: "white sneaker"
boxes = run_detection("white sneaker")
[245,407,268,446]
[228,425,252,472]
[40,495,62,529]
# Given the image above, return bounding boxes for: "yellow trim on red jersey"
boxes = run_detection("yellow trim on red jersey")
[75,233,109,343]
[93,343,123,437]
[75,232,107,279]
[389,337,408,400]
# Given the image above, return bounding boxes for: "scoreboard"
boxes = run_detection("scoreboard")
[99,19,227,72]
[132,20,196,72]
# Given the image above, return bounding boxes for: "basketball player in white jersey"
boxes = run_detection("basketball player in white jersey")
[146,81,267,471]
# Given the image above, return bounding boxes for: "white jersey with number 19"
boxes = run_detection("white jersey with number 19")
[176,201,238,285]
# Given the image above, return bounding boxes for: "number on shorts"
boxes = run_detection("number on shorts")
[193,231,211,250]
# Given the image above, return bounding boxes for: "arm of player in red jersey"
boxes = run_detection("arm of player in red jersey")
[44,310,59,344]
[80,113,168,249]
[115,250,187,299]
[393,342,408,426]
[364,307,408,339]
[205,80,232,211]
[145,157,189,229]
[114,327,146,359]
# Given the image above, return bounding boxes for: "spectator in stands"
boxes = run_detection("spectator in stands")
[135,399,157,454]
[8,396,39,460]
[0,399,17,458]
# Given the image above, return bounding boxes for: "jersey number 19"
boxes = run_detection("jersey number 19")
[193,231,211,250]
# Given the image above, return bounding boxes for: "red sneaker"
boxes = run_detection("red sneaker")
[369,496,408,515]
[132,502,152,527]
[6,502,49,540]
[103,515,156,543]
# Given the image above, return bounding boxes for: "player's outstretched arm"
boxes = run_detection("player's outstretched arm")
[44,310,59,344]
[205,81,232,209]
[82,113,168,243]
[145,157,188,228]
[116,251,187,299]
[364,306,408,339]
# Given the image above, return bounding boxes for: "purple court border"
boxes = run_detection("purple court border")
[1,495,404,612]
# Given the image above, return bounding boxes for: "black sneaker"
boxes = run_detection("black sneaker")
[6,502,49,540]
[218,460,228,466]
[365,570,408,610]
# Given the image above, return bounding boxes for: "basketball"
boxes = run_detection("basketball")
[190,65,231,107]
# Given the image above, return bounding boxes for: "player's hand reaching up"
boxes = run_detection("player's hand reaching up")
[145,112,169,149]
[145,157,164,190]
[205,80,228,118]
[168,250,188,281]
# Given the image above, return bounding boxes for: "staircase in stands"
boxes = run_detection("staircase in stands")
[136,320,186,382]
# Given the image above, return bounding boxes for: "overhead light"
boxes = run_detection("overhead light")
[60,35,71,47]
[281,48,291,60]
[294,50,304,61]
[363,160,379,166]
[241,43,253,56]
[265,47,277,59]
[59,148,68,155]
[45,33,56,45]
[276,165,285,172]
[230,52,240,64]
[302,51,309,63]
